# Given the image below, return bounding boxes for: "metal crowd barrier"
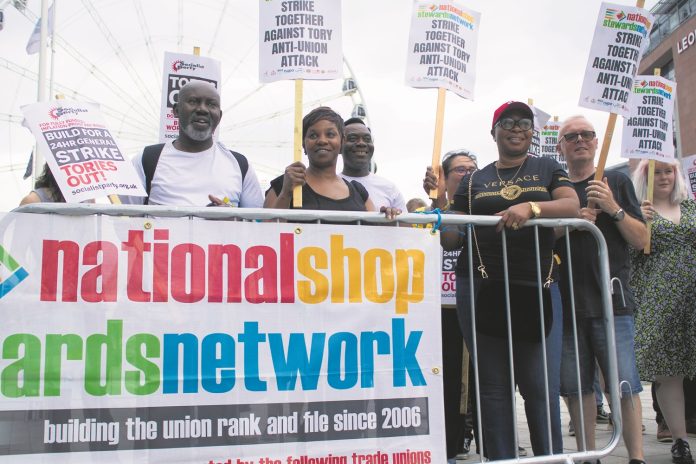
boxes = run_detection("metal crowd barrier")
[13,204,621,464]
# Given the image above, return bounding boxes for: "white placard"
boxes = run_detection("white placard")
[621,75,676,161]
[159,52,222,142]
[529,105,552,157]
[540,120,567,171]
[21,101,146,202]
[259,0,343,83]
[579,3,654,116]
[682,153,696,200]
[405,1,481,100]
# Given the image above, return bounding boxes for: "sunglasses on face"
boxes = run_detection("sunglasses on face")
[561,131,596,143]
[496,117,533,131]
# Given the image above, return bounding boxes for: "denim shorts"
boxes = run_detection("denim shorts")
[560,314,643,396]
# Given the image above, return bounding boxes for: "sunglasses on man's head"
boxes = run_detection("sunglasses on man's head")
[443,150,477,161]
[496,117,533,131]
[561,131,596,143]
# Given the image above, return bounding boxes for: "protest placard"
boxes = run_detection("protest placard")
[682,153,696,200]
[579,3,654,117]
[440,249,459,306]
[21,101,146,203]
[405,1,481,100]
[159,52,221,142]
[528,105,551,157]
[621,76,676,161]
[259,0,342,83]
[539,120,567,171]
[0,215,445,463]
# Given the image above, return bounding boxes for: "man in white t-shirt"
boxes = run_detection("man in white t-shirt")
[340,118,406,211]
[124,81,263,207]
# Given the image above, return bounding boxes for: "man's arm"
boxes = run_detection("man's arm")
[585,178,647,249]
[238,164,264,208]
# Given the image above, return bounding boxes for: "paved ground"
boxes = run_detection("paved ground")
[458,383,689,464]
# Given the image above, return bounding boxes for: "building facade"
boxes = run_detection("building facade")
[639,0,696,157]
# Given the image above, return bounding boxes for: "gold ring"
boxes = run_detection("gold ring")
[512,222,519,230]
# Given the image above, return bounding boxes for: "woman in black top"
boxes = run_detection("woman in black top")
[264,106,399,217]
[441,101,579,459]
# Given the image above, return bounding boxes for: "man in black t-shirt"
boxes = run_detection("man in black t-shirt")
[556,115,648,464]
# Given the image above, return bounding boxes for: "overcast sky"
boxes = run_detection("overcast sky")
[0,0,659,211]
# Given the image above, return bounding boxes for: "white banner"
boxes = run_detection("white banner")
[259,0,343,83]
[579,3,654,116]
[159,52,222,142]
[20,101,146,202]
[0,215,444,463]
[682,154,696,200]
[405,1,481,100]
[621,76,676,161]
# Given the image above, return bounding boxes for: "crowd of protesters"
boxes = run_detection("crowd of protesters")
[20,82,696,464]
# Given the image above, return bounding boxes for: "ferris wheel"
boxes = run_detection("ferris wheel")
[0,0,370,205]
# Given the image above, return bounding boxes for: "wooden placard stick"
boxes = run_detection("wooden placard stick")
[644,67,661,254]
[292,79,304,207]
[429,87,447,200]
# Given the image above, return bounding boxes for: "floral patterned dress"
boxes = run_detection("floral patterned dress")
[630,199,696,380]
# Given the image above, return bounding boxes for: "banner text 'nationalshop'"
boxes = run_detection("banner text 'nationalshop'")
[1,230,428,399]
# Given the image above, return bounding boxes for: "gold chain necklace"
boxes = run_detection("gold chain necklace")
[495,157,527,200]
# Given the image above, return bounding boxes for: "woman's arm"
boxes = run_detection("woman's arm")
[440,210,466,250]
[496,186,580,232]
[263,162,306,209]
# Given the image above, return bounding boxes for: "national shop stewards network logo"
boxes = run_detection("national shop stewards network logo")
[605,8,627,22]
[0,245,28,299]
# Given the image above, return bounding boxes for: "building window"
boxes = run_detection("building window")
[678,0,691,20]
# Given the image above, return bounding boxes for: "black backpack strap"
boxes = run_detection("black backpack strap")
[141,143,165,205]
[227,149,249,182]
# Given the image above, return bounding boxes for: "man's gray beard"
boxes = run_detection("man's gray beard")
[182,123,212,142]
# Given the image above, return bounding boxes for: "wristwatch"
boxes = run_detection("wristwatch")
[612,208,625,222]
[529,201,541,218]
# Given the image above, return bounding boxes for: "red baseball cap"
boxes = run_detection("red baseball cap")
[491,101,534,130]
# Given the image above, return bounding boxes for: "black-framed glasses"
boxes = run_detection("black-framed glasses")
[449,166,476,175]
[561,131,596,143]
[496,117,533,131]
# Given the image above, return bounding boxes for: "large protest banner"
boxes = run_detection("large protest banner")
[579,3,653,117]
[21,102,146,202]
[682,154,696,200]
[159,52,222,142]
[621,76,676,161]
[405,1,480,100]
[0,215,444,463]
[259,0,342,83]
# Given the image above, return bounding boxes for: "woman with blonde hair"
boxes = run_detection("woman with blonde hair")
[631,159,696,464]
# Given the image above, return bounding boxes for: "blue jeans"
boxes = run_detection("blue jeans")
[560,315,643,397]
[456,276,563,459]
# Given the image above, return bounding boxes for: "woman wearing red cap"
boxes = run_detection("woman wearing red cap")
[440,101,579,459]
